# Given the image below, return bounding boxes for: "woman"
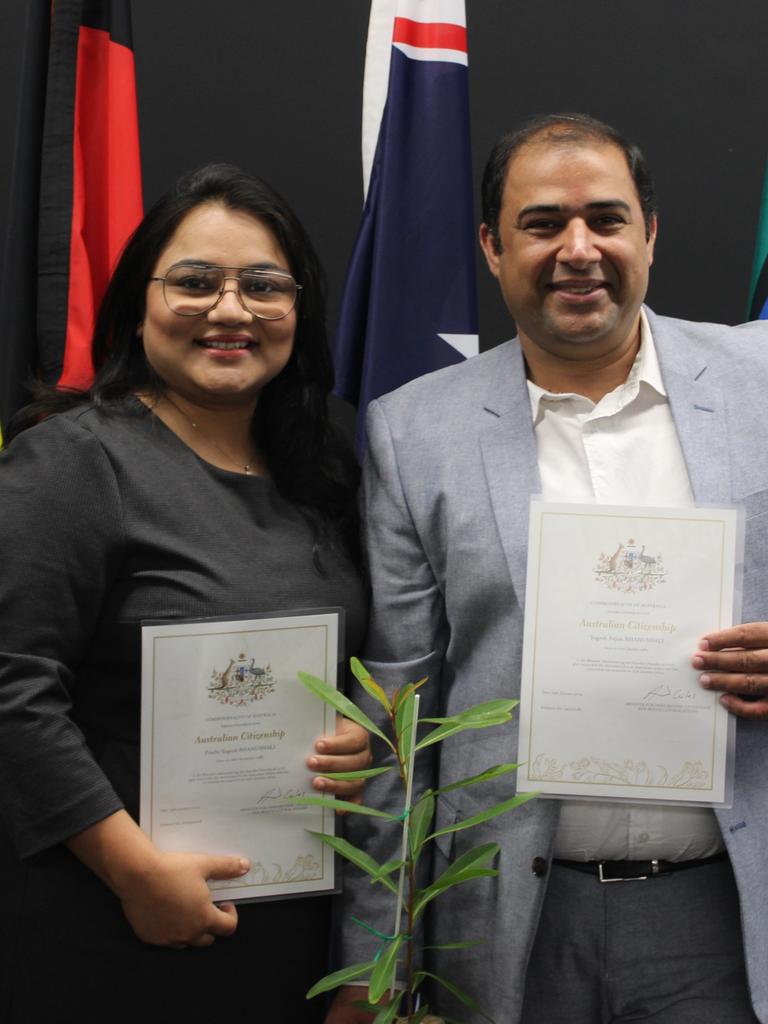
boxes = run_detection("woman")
[0,164,369,1022]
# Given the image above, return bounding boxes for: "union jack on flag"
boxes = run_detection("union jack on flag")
[334,0,478,451]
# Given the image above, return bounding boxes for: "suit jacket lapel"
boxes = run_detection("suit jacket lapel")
[479,341,540,603]
[649,309,732,504]
[477,315,733,604]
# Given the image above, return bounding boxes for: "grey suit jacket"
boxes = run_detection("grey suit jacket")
[340,308,768,1022]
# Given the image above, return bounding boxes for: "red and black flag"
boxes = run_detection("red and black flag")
[0,0,143,436]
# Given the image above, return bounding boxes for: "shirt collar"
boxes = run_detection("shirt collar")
[526,308,666,422]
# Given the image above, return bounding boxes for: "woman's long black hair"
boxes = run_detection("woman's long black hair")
[10,163,361,570]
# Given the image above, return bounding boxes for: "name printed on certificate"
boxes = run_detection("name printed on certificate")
[517,502,741,805]
[140,609,341,901]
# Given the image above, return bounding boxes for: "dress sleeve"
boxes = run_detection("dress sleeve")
[0,416,126,857]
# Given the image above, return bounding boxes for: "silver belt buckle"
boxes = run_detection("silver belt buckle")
[598,859,660,883]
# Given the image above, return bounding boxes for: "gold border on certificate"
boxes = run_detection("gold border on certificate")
[140,609,342,901]
[516,503,740,805]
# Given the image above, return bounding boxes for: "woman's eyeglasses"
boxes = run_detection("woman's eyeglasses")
[150,264,302,320]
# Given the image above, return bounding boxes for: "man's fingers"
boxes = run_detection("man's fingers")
[312,775,365,797]
[308,717,371,810]
[718,694,768,720]
[699,621,768,652]
[309,752,371,775]
[698,670,768,696]
[692,621,768,710]
[309,717,372,777]
[314,717,371,756]
[693,647,768,675]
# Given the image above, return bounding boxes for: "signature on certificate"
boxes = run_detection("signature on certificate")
[642,683,696,703]
[254,785,309,806]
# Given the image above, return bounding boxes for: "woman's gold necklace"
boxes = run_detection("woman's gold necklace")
[162,394,257,475]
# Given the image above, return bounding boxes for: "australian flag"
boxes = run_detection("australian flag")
[334,0,478,452]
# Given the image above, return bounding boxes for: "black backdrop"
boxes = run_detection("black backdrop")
[2,0,767,355]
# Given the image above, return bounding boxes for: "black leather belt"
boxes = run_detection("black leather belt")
[553,851,727,883]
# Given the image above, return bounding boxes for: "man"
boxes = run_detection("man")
[328,114,768,1023]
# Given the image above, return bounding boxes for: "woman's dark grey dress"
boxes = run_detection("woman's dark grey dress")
[0,399,367,1023]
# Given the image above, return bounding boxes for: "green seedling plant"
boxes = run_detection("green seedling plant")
[292,657,536,1024]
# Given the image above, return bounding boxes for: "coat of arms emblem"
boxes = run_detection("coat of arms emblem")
[594,537,666,593]
[208,652,276,706]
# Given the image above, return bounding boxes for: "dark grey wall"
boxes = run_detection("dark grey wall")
[2,1,767,354]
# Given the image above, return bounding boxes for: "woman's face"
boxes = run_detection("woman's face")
[141,203,297,411]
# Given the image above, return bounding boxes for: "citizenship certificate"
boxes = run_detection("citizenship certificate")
[517,502,741,804]
[140,609,341,901]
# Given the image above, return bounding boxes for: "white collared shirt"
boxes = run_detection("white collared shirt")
[528,310,724,861]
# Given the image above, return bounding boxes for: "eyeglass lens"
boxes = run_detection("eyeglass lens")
[163,266,297,319]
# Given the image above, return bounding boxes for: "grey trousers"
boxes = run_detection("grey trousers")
[520,856,759,1023]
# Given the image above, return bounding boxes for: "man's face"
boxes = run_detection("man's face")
[479,141,657,364]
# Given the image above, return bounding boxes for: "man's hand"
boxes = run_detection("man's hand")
[692,622,768,718]
[308,715,373,806]
[324,986,377,1023]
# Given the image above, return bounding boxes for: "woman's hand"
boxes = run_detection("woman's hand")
[307,715,372,805]
[117,849,250,948]
[66,809,250,948]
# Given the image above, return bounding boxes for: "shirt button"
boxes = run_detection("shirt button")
[637,832,650,843]
[531,856,548,878]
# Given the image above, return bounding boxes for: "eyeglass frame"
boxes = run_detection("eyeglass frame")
[149,263,303,320]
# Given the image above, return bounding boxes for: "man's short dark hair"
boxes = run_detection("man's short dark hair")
[481,112,658,250]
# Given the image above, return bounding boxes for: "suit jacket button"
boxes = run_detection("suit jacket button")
[531,856,548,877]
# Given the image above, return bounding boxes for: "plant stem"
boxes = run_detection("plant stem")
[390,694,420,1016]
[405,852,416,1018]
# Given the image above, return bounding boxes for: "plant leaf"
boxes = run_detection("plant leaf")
[415,712,513,751]
[317,765,394,781]
[421,699,518,725]
[395,684,418,765]
[304,831,398,894]
[392,676,428,710]
[435,762,519,796]
[413,867,498,919]
[427,791,538,841]
[350,1000,399,1016]
[297,670,394,749]
[413,720,466,750]
[369,858,405,883]
[415,970,496,1023]
[369,933,405,1004]
[305,959,376,999]
[393,680,414,719]
[371,998,402,1024]
[408,790,435,860]
[456,698,518,719]
[350,657,392,713]
[435,841,500,881]
[284,794,397,819]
